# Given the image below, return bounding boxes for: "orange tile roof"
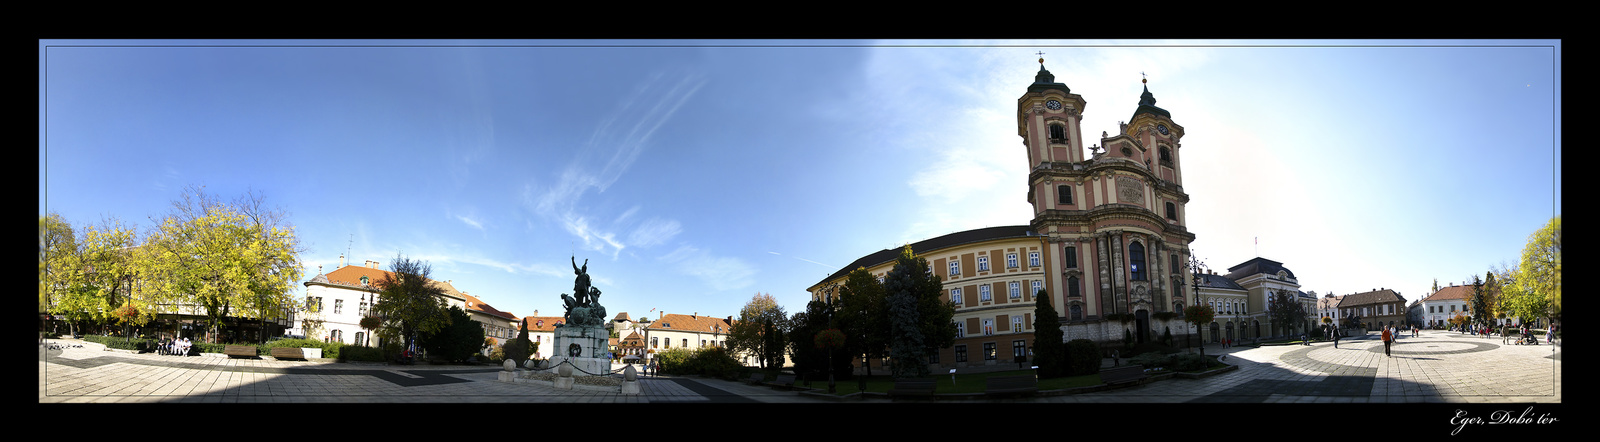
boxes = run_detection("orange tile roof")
[461,293,517,321]
[321,265,394,290]
[517,316,566,332]
[647,313,733,334]
[313,265,467,302]
[1423,285,1474,301]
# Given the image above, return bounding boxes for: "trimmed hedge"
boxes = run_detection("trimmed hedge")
[1066,339,1101,376]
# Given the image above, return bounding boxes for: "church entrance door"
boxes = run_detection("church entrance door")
[1135,310,1150,343]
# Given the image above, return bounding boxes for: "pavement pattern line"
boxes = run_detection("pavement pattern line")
[40,331,1559,404]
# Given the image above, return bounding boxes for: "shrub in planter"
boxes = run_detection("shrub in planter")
[1171,353,1207,371]
[1128,352,1172,370]
[1066,339,1101,376]
[338,345,386,362]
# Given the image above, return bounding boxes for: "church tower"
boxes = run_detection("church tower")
[1022,57,1196,344]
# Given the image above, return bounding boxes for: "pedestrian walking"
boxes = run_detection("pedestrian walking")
[1548,323,1556,344]
[1333,328,1339,348]
[1381,326,1392,357]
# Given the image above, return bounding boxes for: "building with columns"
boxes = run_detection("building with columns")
[809,58,1201,368]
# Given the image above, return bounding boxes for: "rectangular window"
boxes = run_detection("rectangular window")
[334,299,343,315]
[651,337,658,348]
[983,342,997,360]
[682,339,688,347]
[977,256,989,272]
[1058,185,1072,205]
[950,287,963,305]
[949,260,960,276]
[980,285,992,302]
[1008,282,1021,299]
[983,318,994,336]
[1066,247,1078,268]
[1006,253,1018,269]
[1031,280,1043,297]
[955,345,968,363]
[954,320,965,337]
[928,348,940,364]
[1013,340,1027,358]
[1029,251,1040,267]
[1012,315,1024,332]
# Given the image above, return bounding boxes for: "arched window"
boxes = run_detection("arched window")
[1159,146,1172,165]
[1069,304,1082,321]
[1049,123,1066,142]
[1067,276,1080,297]
[1129,242,1146,281]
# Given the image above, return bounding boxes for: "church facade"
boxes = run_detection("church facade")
[809,59,1201,369]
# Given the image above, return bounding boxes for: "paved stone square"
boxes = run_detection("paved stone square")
[39,329,1559,404]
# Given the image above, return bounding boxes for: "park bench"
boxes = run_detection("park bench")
[983,374,1038,397]
[270,347,306,360]
[1100,364,1149,385]
[887,378,937,399]
[770,374,797,390]
[223,345,257,358]
[745,372,766,385]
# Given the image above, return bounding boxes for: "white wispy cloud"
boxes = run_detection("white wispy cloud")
[455,214,485,231]
[660,245,756,292]
[627,217,682,248]
[525,70,707,260]
[768,251,834,269]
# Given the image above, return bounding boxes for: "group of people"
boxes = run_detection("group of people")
[160,336,192,356]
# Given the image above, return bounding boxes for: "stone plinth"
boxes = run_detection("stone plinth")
[551,325,612,377]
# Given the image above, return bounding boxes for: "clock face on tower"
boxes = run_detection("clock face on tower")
[1157,124,1169,135]
[1045,100,1062,110]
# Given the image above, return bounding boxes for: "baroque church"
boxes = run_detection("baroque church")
[1017,57,1196,344]
[809,57,1199,369]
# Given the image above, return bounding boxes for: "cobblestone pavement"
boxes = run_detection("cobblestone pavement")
[39,329,1559,404]
[1039,329,1560,404]
[38,339,818,404]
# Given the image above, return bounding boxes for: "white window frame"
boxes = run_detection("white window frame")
[1012,315,1024,333]
[1006,253,1019,269]
[977,256,990,272]
[980,285,992,302]
[949,260,960,276]
[1031,280,1043,297]
[955,321,965,337]
[1009,282,1021,299]
[1029,251,1040,267]
[950,287,963,305]
[983,319,994,336]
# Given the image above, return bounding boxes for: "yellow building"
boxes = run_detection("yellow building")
[809,59,1200,371]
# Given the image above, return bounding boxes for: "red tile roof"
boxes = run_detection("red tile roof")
[1423,285,1474,302]
[516,316,566,332]
[462,292,517,321]
[647,313,733,334]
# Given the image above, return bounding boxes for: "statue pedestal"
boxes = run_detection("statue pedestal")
[551,325,612,377]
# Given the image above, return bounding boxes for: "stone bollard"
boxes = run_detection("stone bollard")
[620,364,641,395]
[499,359,518,382]
[554,362,575,389]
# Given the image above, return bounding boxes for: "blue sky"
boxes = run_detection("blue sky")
[40,40,1560,322]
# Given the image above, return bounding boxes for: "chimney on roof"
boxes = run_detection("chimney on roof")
[367,260,379,269]
[340,255,345,267]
